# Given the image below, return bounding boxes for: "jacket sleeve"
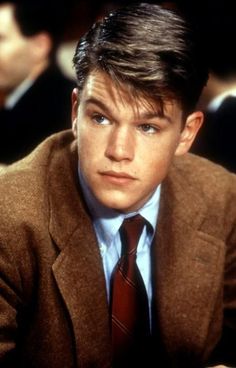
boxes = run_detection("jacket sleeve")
[208,175,236,366]
[0,234,34,367]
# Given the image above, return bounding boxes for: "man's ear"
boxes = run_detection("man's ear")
[175,111,204,156]
[71,88,79,138]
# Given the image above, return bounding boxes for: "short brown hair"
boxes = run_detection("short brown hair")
[73,2,208,114]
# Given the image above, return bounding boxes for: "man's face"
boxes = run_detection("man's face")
[0,4,37,93]
[72,70,202,213]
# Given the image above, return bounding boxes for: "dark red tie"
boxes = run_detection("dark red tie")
[110,215,150,365]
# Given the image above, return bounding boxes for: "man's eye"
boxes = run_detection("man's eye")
[139,124,159,134]
[92,114,110,125]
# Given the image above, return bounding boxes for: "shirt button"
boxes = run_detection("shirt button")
[99,243,106,255]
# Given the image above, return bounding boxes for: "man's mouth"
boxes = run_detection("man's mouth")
[99,170,136,184]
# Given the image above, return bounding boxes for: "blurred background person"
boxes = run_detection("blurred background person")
[0,0,76,164]
[187,0,236,172]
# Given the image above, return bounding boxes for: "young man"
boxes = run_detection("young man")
[0,0,75,164]
[0,3,235,368]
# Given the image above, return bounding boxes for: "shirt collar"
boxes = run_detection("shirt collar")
[79,168,161,246]
[208,88,236,112]
[5,78,34,109]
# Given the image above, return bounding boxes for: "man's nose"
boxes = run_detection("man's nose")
[105,126,135,162]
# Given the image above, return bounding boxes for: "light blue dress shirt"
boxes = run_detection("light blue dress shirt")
[79,170,160,319]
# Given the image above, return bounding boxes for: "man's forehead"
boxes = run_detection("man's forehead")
[81,70,180,119]
[83,71,154,110]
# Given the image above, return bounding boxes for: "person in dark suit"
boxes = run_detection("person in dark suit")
[192,95,236,172]
[0,0,75,164]
[188,0,236,173]
[0,3,235,367]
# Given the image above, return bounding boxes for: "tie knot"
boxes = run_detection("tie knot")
[120,214,145,255]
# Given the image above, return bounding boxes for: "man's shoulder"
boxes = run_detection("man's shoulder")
[165,153,236,235]
[0,130,75,203]
[0,130,82,254]
[174,152,235,179]
[171,152,236,197]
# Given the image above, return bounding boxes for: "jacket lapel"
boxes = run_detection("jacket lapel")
[48,140,112,367]
[52,224,112,367]
[153,160,225,360]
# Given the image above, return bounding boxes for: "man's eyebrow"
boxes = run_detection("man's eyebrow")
[84,97,172,123]
[139,110,172,123]
[84,98,112,116]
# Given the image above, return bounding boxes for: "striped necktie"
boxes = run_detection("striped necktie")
[110,214,150,366]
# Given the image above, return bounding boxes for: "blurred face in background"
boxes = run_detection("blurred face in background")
[0,4,48,94]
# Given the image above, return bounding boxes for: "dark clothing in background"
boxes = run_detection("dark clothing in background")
[0,65,75,164]
[191,96,236,173]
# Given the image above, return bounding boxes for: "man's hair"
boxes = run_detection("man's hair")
[73,2,208,115]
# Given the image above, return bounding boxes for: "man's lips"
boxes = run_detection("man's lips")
[99,170,136,184]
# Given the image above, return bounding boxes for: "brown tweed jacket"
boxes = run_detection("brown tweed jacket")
[0,130,235,368]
